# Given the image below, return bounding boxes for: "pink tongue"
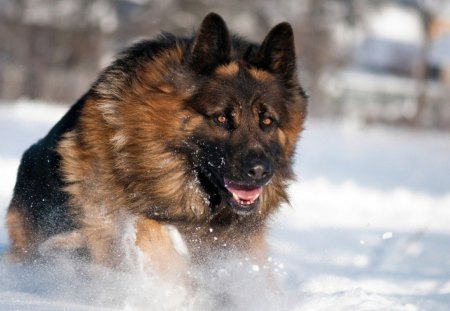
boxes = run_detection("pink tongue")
[225,181,263,201]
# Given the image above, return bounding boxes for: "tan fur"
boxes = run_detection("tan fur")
[284,108,306,156]
[49,47,205,268]
[135,218,187,279]
[6,202,41,262]
[215,62,239,76]
[248,67,274,82]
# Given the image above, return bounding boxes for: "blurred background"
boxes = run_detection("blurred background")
[1,0,450,130]
[1,1,450,309]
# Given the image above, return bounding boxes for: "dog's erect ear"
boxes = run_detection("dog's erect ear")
[254,22,296,81]
[191,12,231,74]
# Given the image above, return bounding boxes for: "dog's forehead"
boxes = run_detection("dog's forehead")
[211,62,279,106]
[214,62,275,84]
[188,61,283,115]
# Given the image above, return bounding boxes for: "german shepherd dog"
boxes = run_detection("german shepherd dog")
[7,13,307,281]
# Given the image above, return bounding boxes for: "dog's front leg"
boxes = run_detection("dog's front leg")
[245,230,280,292]
[135,218,189,282]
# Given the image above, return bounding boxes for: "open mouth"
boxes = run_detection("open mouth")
[197,166,265,215]
[224,179,263,215]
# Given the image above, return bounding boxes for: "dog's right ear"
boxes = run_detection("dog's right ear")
[191,12,231,74]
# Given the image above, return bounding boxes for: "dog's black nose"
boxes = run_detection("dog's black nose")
[247,163,272,183]
[248,165,267,179]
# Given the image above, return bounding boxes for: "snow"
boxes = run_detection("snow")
[1,100,450,310]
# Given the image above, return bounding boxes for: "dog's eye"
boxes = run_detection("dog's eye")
[216,114,227,124]
[213,113,235,130]
[260,115,276,130]
[262,117,273,126]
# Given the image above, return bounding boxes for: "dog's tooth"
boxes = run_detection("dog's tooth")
[232,192,239,201]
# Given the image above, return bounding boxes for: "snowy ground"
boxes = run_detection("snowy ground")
[0,100,450,310]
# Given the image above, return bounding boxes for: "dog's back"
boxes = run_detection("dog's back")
[7,96,85,260]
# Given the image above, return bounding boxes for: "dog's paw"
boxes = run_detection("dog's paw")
[38,230,86,256]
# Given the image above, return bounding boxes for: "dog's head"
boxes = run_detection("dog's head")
[93,13,306,219]
[183,13,307,216]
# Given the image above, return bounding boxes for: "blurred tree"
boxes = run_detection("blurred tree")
[411,2,432,127]
[0,0,105,102]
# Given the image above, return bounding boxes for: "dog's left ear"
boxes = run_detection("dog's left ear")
[254,22,296,81]
[191,12,231,74]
